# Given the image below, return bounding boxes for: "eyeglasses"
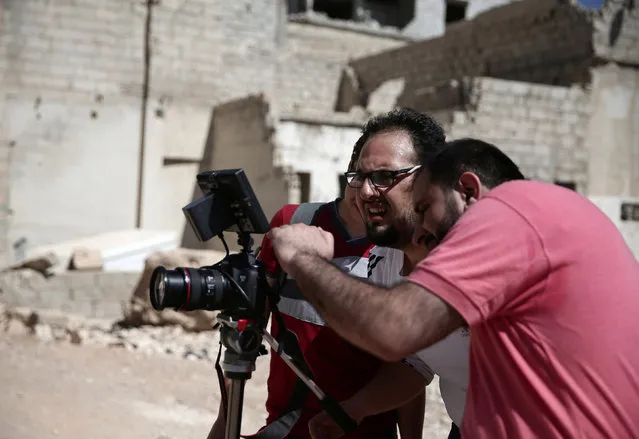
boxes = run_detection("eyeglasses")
[344,165,421,189]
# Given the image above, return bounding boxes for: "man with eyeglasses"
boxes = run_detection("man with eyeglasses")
[207,127,421,439]
[307,109,468,439]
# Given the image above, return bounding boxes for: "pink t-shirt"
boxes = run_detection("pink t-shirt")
[409,180,639,438]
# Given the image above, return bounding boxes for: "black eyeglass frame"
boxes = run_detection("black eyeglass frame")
[344,165,422,189]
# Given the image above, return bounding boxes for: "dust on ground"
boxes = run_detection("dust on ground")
[0,309,451,439]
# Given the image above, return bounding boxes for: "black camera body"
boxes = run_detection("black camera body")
[149,168,269,313]
[149,168,271,377]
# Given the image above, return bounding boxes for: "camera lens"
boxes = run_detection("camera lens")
[150,266,189,310]
[149,265,232,311]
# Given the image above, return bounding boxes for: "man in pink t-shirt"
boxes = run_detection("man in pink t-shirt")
[268,138,639,439]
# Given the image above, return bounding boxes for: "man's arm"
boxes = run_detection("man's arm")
[286,251,464,362]
[308,361,429,439]
[343,361,429,421]
[397,389,426,439]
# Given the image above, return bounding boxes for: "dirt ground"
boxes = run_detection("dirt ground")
[0,333,270,439]
[0,332,451,439]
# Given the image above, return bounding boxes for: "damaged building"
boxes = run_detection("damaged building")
[1,0,638,267]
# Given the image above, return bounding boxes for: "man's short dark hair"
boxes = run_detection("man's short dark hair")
[421,138,526,189]
[348,108,446,170]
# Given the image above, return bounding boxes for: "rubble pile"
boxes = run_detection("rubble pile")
[0,304,223,362]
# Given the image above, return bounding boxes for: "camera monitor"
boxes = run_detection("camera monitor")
[183,168,270,242]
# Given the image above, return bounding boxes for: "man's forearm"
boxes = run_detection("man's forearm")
[342,361,428,421]
[287,252,398,358]
[287,252,462,360]
[397,390,426,439]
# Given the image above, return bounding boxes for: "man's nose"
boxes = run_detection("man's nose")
[358,177,378,200]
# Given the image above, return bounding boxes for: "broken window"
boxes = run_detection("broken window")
[298,172,311,203]
[313,0,356,20]
[445,0,467,25]
[288,0,414,29]
[287,0,308,14]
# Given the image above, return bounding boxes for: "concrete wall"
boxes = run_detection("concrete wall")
[5,96,141,256]
[180,95,292,252]
[585,1,639,198]
[140,103,212,233]
[444,77,590,191]
[0,270,139,319]
[275,119,363,202]
[148,0,281,104]
[0,0,414,266]
[279,20,406,117]
[593,0,639,65]
[585,64,639,197]
[1,0,146,265]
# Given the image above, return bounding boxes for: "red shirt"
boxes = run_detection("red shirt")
[409,181,639,438]
[259,201,397,439]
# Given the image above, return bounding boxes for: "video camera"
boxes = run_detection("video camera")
[149,169,356,439]
[150,168,270,315]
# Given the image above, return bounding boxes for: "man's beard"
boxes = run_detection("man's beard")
[366,214,416,248]
[433,191,463,245]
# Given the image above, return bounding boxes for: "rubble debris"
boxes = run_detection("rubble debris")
[68,247,104,271]
[1,305,224,363]
[4,252,59,277]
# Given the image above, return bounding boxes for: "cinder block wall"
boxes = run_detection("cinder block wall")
[441,77,590,191]
[278,21,406,117]
[0,271,139,319]
[0,0,410,265]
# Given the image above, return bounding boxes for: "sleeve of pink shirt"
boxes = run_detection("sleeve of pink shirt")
[408,197,550,326]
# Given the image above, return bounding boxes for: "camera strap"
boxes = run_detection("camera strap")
[215,340,229,421]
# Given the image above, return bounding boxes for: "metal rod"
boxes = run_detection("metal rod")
[261,331,326,400]
[225,379,246,439]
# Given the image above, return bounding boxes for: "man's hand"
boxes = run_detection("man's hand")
[268,224,334,273]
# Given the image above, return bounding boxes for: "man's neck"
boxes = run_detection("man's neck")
[336,199,366,238]
[400,246,424,276]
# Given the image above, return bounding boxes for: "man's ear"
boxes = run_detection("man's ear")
[456,172,482,206]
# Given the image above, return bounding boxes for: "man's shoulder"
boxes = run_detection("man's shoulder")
[484,180,597,227]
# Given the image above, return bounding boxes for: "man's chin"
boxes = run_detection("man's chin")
[367,227,399,247]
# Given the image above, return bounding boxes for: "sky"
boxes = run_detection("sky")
[575,0,606,9]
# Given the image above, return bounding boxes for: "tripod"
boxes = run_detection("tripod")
[217,307,358,439]
[214,233,357,439]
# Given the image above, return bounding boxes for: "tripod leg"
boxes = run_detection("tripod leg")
[225,378,246,439]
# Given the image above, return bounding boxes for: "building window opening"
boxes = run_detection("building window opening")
[313,0,355,20]
[445,0,467,25]
[298,172,311,203]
